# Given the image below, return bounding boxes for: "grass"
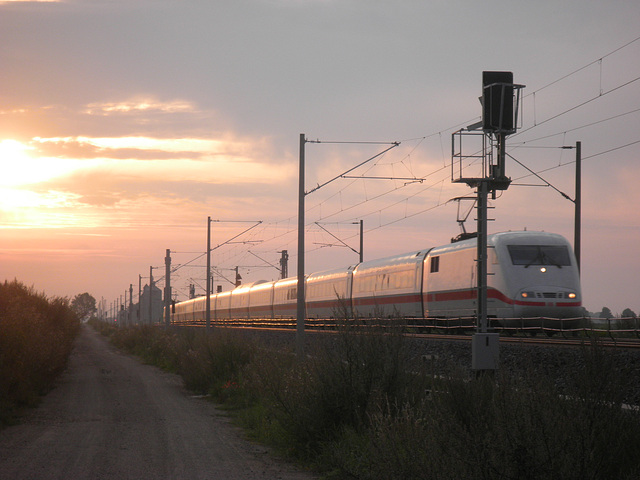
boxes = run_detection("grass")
[0,280,80,426]
[92,319,640,479]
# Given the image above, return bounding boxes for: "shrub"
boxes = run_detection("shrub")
[95,321,640,479]
[176,329,255,399]
[105,325,256,403]
[330,350,640,479]
[0,280,80,425]
[243,319,431,459]
[110,325,182,372]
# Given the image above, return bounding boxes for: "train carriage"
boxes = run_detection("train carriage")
[351,250,427,318]
[272,277,299,319]
[173,296,199,325]
[423,239,481,318]
[248,281,275,319]
[229,282,253,320]
[305,266,355,319]
[215,290,232,321]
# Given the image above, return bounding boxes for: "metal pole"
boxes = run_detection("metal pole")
[279,250,288,279]
[138,275,142,325]
[129,284,133,326]
[149,266,153,324]
[471,178,500,372]
[477,180,488,334]
[164,249,171,328]
[206,216,211,331]
[296,133,306,356]
[574,141,581,273]
[359,219,364,263]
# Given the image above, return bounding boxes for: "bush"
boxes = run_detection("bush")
[95,321,640,479]
[243,319,432,459]
[0,280,80,425]
[105,325,256,402]
[329,348,640,480]
[110,325,183,373]
[176,329,255,398]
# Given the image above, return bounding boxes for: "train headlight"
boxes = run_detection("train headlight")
[567,292,577,299]
[540,267,547,273]
[521,291,535,299]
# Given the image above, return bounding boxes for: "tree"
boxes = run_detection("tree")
[621,308,637,319]
[599,307,613,319]
[71,293,97,321]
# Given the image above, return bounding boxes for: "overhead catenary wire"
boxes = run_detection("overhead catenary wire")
[523,34,640,97]
[160,36,640,301]
[515,75,640,138]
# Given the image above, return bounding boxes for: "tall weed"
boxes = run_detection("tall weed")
[95,321,640,479]
[243,319,431,457]
[107,325,256,401]
[332,349,640,479]
[0,280,80,425]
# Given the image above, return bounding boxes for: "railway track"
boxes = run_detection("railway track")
[171,319,640,350]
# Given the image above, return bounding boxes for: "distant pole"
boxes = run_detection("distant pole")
[234,266,241,287]
[574,141,581,273]
[206,216,211,331]
[129,284,133,326]
[279,250,289,279]
[138,275,142,325]
[124,290,127,326]
[164,249,171,328]
[359,219,364,263]
[149,266,153,324]
[296,133,306,357]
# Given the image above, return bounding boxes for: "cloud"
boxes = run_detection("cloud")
[0,0,60,3]
[1,129,298,232]
[83,98,198,116]
[30,135,293,186]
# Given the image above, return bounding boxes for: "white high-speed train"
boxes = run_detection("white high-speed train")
[172,231,583,328]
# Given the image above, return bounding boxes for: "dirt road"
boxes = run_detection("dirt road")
[0,325,316,480]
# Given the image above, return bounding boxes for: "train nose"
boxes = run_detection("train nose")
[518,290,578,302]
[515,288,581,318]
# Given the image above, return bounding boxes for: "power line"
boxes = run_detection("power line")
[511,107,640,146]
[516,75,640,137]
[524,35,640,97]
[172,36,640,291]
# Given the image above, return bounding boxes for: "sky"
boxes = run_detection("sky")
[1,0,639,316]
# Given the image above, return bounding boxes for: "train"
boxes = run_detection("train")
[172,231,583,330]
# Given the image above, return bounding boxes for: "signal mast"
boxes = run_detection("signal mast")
[451,71,525,372]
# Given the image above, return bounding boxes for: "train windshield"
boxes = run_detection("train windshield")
[507,245,571,268]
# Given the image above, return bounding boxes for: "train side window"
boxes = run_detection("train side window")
[430,256,440,273]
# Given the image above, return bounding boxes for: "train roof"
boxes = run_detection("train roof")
[430,231,570,255]
[306,264,356,281]
[353,249,429,273]
[489,231,569,246]
[230,280,269,293]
